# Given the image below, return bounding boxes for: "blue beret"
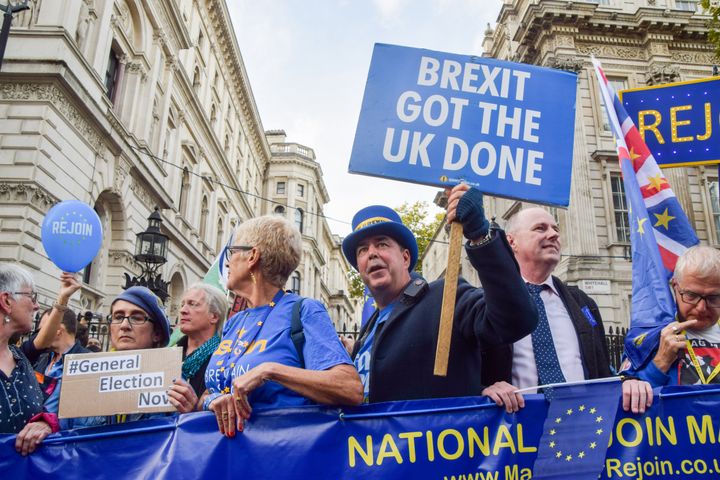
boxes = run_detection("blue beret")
[111,286,170,347]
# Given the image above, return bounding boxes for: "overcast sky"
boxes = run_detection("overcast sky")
[229,1,502,236]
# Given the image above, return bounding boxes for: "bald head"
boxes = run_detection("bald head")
[505,207,561,283]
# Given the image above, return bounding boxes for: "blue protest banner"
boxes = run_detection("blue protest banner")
[3,384,720,479]
[620,77,720,168]
[349,43,578,207]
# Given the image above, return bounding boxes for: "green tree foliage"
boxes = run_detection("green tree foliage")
[701,1,720,58]
[346,201,444,300]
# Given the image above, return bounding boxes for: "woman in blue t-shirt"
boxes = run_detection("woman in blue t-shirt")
[204,215,362,437]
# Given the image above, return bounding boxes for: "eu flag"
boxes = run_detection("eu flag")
[361,285,376,327]
[532,379,622,479]
[591,59,699,369]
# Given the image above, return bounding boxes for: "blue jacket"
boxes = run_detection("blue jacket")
[351,230,538,403]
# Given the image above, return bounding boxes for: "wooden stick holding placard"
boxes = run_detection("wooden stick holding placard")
[433,221,463,376]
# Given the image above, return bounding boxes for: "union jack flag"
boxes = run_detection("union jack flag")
[591,58,699,368]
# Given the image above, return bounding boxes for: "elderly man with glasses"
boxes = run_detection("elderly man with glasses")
[624,245,720,386]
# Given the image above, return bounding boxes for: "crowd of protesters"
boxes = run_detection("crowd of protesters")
[2,186,719,456]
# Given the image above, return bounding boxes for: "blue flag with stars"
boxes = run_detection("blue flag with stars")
[532,379,621,479]
[360,285,375,327]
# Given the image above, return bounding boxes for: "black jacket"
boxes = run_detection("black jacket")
[351,231,538,403]
[481,276,612,385]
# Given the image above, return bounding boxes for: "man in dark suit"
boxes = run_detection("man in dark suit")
[343,184,538,403]
[481,207,653,413]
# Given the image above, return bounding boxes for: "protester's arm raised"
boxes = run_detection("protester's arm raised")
[33,273,81,350]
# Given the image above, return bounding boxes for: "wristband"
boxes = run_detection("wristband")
[53,302,69,312]
[203,392,222,411]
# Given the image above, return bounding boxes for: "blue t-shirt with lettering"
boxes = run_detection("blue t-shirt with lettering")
[354,304,394,403]
[204,293,352,410]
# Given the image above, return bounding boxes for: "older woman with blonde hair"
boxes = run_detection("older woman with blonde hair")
[203,215,362,437]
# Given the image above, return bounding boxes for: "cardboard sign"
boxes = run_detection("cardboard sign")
[58,347,182,418]
[620,77,720,168]
[349,43,578,207]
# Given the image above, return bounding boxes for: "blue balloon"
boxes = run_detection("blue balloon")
[41,200,103,272]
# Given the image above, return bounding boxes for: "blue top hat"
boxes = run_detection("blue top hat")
[342,205,418,271]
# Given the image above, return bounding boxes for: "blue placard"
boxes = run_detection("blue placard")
[349,43,578,207]
[620,77,720,168]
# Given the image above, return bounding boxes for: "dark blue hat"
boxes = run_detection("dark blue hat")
[111,286,170,347]
[342,205,418,271]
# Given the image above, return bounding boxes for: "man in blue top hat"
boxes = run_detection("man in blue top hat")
[343,184,538,403]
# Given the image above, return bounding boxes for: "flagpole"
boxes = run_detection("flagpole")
[514,376,621,394]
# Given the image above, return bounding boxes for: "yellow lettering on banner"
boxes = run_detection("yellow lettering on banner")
[649,416,677,446]
[347,435,374,467]
[493,425,516,455]
[687,415,717,444]
[377,434,403,466]
[616,418,643,447]
[245,340,267,354]
[215,340,232,354]
[398,432,422,463]
[437,429,464,460]
[516,424,537,453]
[426,430,436,462]
[670,105,693,143]
[623,460,638,477]
[467,427,490,457]
[638,110,665,144]
[605,458,621,476]
[697,102,712,141]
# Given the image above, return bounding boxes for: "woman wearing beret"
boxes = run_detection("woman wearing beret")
[105,286,175,424]
[203,215,362,437]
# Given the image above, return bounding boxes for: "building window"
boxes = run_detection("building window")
[601,77,628,131]
[179,167,190,217]
[276,181,286,195]
[709,181,720,242]
[297,183,305,197]
[295,209,304,233]
[291,271,301,295]
[200,196,209,240]
[216,218,224,254]
[274,205,285,215]
[610,173,630,243]
[675,0,697,11]
[105,48,120,102]
[192,67,201,91]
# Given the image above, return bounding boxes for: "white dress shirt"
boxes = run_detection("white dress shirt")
[511,276,585,390]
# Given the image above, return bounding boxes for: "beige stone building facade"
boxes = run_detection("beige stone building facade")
[264,131,356,333]
[423,0,718,329]
[0,0,355,330]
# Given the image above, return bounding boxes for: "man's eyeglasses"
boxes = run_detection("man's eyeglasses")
[106,313,152,325]
[675,287,720,308]
[13,291,38,303]
[224,245,253,263]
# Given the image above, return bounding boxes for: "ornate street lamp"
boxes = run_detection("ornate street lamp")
[122,207,170,303]
[0,0,30,70]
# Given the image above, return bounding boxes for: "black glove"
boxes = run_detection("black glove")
[455,187,489,240]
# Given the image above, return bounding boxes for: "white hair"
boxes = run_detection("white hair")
[186,283,228,333]
[674,245,720,283]
[0,263,35,298]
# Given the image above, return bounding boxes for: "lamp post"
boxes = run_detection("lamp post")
[122,207,170,303]
[0,0,29,71]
